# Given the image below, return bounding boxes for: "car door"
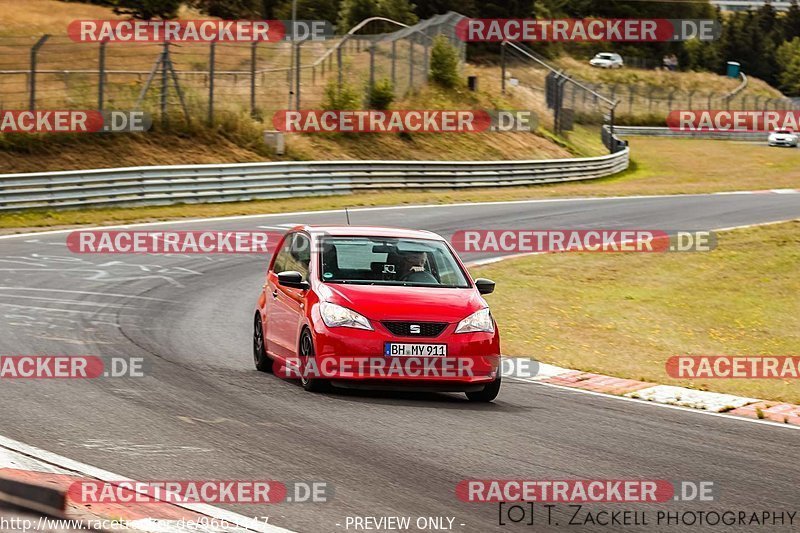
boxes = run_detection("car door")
[265,233,294,360]
[267,232,311,360]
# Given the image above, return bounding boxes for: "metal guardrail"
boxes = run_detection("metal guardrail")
[0,150,629,212]
[609,125,768,141]
[725,72,748,100]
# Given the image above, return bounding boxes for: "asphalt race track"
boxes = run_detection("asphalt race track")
[1,191,799,532]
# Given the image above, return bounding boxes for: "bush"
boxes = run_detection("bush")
[322,79,361,110]
[429,35,461,89]
[366,78,395,110]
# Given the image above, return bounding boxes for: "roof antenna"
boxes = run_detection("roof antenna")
[345,207,351,225]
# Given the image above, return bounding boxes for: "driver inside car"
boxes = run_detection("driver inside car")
[395,250,438,283]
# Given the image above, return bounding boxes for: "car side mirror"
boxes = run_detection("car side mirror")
[277,271,310,290]
[475,278,495,295]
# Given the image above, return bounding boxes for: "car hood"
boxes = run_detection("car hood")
[317,283,487,323]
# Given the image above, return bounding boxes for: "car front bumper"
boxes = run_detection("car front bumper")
[308,321,501,384]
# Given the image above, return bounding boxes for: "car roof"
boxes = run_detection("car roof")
[290,225,445,241]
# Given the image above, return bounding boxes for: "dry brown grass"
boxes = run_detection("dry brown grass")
[0,0,208,37]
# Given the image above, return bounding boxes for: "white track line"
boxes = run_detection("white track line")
[0,435,294,533]
[1,189,796,241]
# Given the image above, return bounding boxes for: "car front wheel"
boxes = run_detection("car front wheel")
[253,314,273,373]
[466,376,501,403]
[299,329,331,393]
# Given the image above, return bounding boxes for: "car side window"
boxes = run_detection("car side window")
[271,234,294,274]
[285,233,311,281]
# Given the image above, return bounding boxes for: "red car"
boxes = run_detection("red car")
[253,226,502,402]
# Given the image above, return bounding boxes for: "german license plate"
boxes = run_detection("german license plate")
[384,342,447,357]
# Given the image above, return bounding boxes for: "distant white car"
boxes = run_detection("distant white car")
[590,53,623,69]
[768,130,799,147]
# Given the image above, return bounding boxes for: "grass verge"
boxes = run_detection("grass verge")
[472,221,800,403]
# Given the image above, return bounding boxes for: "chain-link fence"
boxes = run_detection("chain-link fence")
[503,42,624,154]
[501,40,798,153]
[0,13,464,127]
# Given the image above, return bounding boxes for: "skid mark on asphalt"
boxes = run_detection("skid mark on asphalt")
[0,287,174,302]
[61,439,214,458]
[0,294,144,309]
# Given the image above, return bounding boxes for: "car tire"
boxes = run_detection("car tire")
[465,376,501,403]
[299,329,331,393]
[253,314,273,373]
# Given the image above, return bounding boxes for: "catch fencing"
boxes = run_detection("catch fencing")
[0,14,464,126]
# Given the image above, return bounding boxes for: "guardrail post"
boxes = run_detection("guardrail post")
[295,41,301,109]
[98,40,107,112]
[208,40,216,126]
[501,42,506,94]
[629,86,634,114]
[337,43,343,94]
[369,41,375,93]
[250,41,257,117]
[391,40,397,87]
[29,35,49,111]
[160,41,169,127]
[422,39,429,83]
[409,38,415,89]
[608,105,618,153]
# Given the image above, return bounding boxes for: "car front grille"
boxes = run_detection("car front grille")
[382,321,448,337]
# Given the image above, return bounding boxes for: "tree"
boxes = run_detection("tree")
[60,0,114,5]
[274,0,341,24]
[322,79,361,110]
[338,0,379,31]
[784,0,800,41]
[379,0,418,25]
[414,0,477,18]
[776,38,800,95]
[108,0,181,19]
[366,78,395,109]
[189,0,262,18]
[429,34,460,88]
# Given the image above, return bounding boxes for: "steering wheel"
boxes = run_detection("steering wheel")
[401,270,438,283]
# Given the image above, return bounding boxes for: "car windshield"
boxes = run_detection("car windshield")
[319,236,471,288]
[597,54,614,59]
[775,130,793,134]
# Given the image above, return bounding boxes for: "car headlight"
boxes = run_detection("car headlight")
[319,302,373,330]
[455,308,494,334]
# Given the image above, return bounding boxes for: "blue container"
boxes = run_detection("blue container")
[726,61,741,78]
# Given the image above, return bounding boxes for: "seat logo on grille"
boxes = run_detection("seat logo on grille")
[410,325,421,334]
